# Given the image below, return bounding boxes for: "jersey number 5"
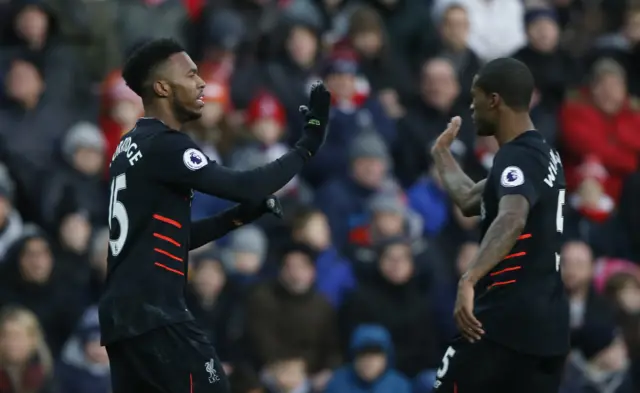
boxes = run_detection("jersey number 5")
[555,189,565,271]
[108,173,129,257]
[436,346,456,379]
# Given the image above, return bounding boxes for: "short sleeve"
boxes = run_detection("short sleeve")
[492,146,543,207]
[146,131,212,187]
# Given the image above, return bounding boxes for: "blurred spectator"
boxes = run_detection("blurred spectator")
[56,306,110,393]
[290,206,355,308]
[561,241,614,334]
[394,57,474,187]
[514,8,580,148]
[302,54,396,187]
[0,52,80,222]
[315,132,398,249]
[590,6,640,97]
[562,321,634,393]
[337,6,414,101]
[0,164,22,260]
[604,272,640,386]
[340,239,441,378]
[0,306,54,393]
[230,91,300,197]
[261,355,312,393]
[436,3,481,103]
[198,8,246,82]
[0,1,79,102]
[563,157,628,258]
[116,0,188,55]
[345,193,422,271]
[325,324,412,393]
[100,69,144,171]
[285,0,358,47]
[514,8,579,110]
[45,0,121,83]
[231,16,321,134]
[187,250,241,363]
[366,0,439,72]
[559,58,640,203]
[222,225,269,288]
[434,0,526,62]
[40,122,108,232]
[52,210,93,289]
[0,232,85,356]
[244,242,341,387]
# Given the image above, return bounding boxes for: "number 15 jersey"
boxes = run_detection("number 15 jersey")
[474,130,570,357]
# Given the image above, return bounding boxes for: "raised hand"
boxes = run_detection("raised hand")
[296,81,332,158]
[431,116,462,155]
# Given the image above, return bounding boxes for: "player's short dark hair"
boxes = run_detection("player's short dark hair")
[121,38,185,100]
[475,57,534,111]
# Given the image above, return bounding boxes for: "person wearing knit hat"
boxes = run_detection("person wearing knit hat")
[246,91,287,147]
[348,132,391,190]
[230,91,306,199]
[200,79,230,129]
[62,121,107,176]
[223,225,268,278]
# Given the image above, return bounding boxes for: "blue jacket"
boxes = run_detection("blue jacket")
[325,325,412,393]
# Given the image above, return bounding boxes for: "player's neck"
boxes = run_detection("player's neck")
[144,102,183,131]
[495,112,534,146]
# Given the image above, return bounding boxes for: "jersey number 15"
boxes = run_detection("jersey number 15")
[108,173,129,257]
[555,189,565,272]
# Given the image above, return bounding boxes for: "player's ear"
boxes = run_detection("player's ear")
[489,93,501,109]
[153,80,171,98]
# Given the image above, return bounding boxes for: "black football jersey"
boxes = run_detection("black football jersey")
[474,130,570,356]
[99,118,307,345]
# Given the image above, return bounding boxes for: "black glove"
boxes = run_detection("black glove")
[295,81,331,158]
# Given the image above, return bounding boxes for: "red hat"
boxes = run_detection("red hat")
[246,91,286,127]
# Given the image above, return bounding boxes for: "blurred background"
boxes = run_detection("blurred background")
[0,0,640,392]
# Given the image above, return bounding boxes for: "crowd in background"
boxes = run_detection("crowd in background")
[1,0,640,392]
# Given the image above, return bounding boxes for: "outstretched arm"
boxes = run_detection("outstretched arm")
[149,82,331,204]
[430,117,485,216]
[189,197,282,250]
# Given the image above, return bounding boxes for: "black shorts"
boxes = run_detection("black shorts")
[106,321,229,393]
[433,338,565,393]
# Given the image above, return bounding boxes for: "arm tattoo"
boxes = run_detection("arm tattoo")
[462,195,529,284]
[432,147,485,216]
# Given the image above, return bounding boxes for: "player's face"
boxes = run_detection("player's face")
[470,77,498,136]
[167,52,205,123]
